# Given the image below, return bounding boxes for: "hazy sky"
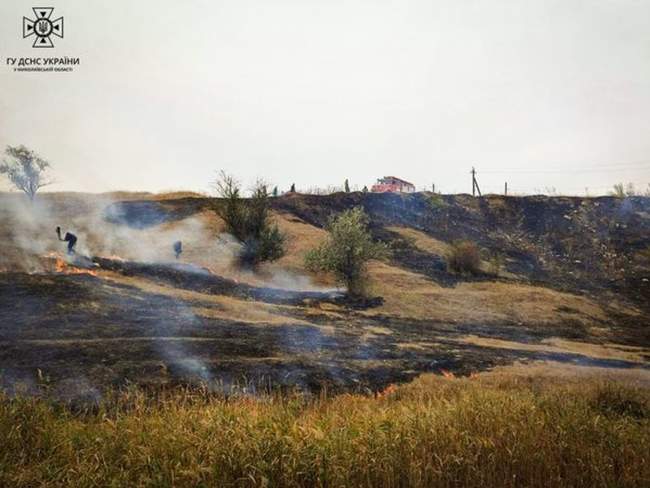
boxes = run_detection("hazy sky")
[1,0,649,195]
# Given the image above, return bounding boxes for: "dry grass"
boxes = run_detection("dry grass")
[193,298,308,325]
[111,215,545,324]
[385,226,519,278]
[0,376,648,487]
[2,193,649,486]
[272,212,333,280]
[365,262,607,327]
[387,226,451,256]
[446,240,482,275]
[0,192,620,330]
[150,191,208,200]
[452,335,650,363]
[101,272,310,325]
[481,361,650,388]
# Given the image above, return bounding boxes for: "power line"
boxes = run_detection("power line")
[482,167,650,175]
[479,160,650,174]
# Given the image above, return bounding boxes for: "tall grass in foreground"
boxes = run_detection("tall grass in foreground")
[0,375,648,487]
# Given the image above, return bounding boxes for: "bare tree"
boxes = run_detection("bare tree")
[0,145,51,200]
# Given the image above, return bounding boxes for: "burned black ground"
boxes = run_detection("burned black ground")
[1,270,647,397]
[1,192,649,399]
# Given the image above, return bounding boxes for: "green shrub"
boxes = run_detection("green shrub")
[213,172,286,266]
[305,207,388,296]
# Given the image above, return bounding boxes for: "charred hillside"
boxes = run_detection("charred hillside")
[280,192,650,304]
[2,191,649,397]
[105,192,650,306]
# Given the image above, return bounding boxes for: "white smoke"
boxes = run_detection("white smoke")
[0,191,342,399]
[0,192,238,272]
[0,191,329,292]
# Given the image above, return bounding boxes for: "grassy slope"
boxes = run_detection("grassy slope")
[5,190,624,331]
[1,192,650,486]
[1,191,648,389]
[273,210,626,328]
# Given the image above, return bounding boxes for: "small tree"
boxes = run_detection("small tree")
[362,185,368,193]
[0,145,51,200]
[305,207,388,296]
[272,186,278,197]
[213,172,286,266]
[344,179,350,193]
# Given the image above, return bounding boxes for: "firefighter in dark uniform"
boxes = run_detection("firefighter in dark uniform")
[56,226,78,255]
[173,240,182,259]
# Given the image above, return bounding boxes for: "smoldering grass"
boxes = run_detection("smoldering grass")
[1,376,649,487]
[3,192,332,294]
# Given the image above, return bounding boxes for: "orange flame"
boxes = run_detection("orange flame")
[55,257,66,273]
[440,369,455,379]
[103,255,125,261]
[376,383,398,398]
[45,253,98,276]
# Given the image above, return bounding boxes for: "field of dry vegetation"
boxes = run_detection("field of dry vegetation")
[1,375,649,487]
[1,190,649,486]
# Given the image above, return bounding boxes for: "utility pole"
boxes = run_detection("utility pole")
[432,183,435,193]
[504,182,508,196]
[471,167,482,197]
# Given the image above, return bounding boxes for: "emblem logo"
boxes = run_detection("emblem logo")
[23,8,63,48]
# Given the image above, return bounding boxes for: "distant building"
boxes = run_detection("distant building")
[371,176,416,193]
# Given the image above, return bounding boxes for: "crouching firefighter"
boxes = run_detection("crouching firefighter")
[56,226,78,255]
